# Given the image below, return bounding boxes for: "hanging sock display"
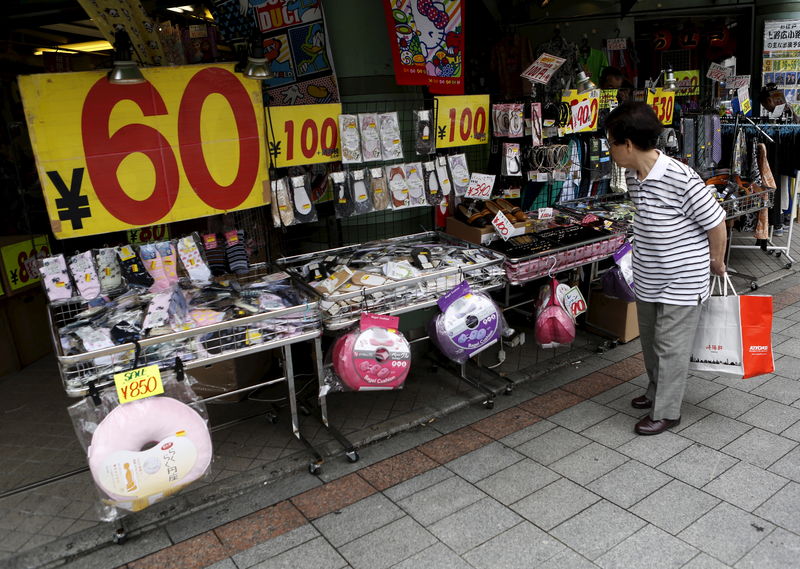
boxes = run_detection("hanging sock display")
[404,162,428,207]
[447,154,471,197]
[414,110,435,155]
[338,114,362,164]
[202,234,227,276]
[176,236,211,283]
[359,113,383,162]
[290,175,318,224]
[139,243,171,292]
[379,112,404,160]
[117,245,155,289]
[68,251,101,301]
[224,230,249,275]
[155,241,179,285]
[369,168,390,211]
[95,247,122,293]
[350,169,374,215]
[385,165,410,209]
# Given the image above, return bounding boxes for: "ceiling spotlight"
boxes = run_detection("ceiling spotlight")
[240,34,273,80]
[108,30,145,85]
[663,66,677,91]
[538,0,552,7]
[576,70,597,94]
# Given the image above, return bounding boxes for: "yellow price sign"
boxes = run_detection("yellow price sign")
[673,70,700,96]
[561,90,600,132]
[114,364,165,404]
[128,225,170,245]
[647,88,676,125]
[434,94,489,148]
[19,63,270,240]
[267,103,342,168]
[0,235,50,292]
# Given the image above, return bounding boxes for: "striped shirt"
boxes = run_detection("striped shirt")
[626,151,726,305]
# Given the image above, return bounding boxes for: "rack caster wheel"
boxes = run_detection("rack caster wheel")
[113,528,127,545]
[265,412,279,424]
[309,462,322,476]
[299,405,312,416]
[484,399,495,410]
[504,385,513,395]
[345,450,360,463]
[786,263,793,270]
[750,282,759,291]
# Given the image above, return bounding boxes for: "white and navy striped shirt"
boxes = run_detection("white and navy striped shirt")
[626,151,726,305]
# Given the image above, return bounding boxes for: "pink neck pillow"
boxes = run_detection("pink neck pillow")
[333,327,411,391]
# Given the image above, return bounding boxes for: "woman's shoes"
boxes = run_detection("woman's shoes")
[456,203,493,227]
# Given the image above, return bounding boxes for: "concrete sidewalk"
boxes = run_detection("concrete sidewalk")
[11,272,800,569]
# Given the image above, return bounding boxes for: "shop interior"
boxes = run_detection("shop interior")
[1,0,799,560]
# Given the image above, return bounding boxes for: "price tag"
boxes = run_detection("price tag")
[536,172,549,182]
[491,211,525,241]
[730,75,751,89]
[127,224,170,245]
[521,53,567,84]
[1,235,51,291]
[571,99,594,132]
[561,90,600,132]
[647,88,676,125]
[434,95,490,149]
[673,70,700,96]
[465,173,496,200]
[267,102,342,167]
[19,64,270,240]
[114,364,165,404]
[738,87,752,115]
[707,62,731,83]
[537,207,554,220]
[607,38,627,50]
[563,286,587,320]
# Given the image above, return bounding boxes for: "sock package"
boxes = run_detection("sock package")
[68,251,101,301]
[139,244,171,292]
[95,248,122,293]
[225,230,249,275]
[202,234,227,276]
[177,236,212,283]
[117,245,155,289]
[40,254,74,301]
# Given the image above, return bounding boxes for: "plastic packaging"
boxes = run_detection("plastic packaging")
[117,245,156,289]
[414,109,435,155]
[423,161,443,206]
[290,175,318,223]
[350,169,374,215]
[69,250,102,301]
[327,313,411,393]
[274,177,296,226]
[534,278,576,348]
[338,114,362,164]
[68,369,212,520]
[95,248,123,294]
[508,103,525,138]
[379,111,404,160]
[359,113,383,162]
[332,171,355,218]
[429,281,504,363]
[447,154,471,196]
[404,162,428,207]
[175,236,212,284]
[369,167,390,211]
[385,165,410,209]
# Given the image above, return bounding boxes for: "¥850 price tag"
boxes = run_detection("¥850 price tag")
[19,63,270,239]
[114,365,165,404]
[434,95,489,148]
[267,103,342,168]
[647,88,675,125]
[561,90,599,132]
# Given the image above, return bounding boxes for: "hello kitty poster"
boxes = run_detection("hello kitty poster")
[383,0,464,94]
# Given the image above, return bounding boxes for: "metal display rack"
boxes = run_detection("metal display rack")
[45,264,353,474]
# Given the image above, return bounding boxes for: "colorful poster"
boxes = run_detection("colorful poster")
[762,19,800,116]
[209,0,340,106]
[383,0,465,95]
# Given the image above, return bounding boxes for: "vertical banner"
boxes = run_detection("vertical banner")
[763,19,800,116]
[383,0,464,95]
[19,63,270,240]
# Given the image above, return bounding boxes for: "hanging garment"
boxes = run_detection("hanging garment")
[755,142,776,242]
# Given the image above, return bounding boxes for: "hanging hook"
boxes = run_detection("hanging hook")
[547,255,558,278]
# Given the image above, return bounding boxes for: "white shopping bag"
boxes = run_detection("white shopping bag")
[689,275,744,376]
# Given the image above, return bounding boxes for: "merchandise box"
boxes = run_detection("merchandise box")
[0,234,50,297]
[190,349,275,402]
[446,216,528,246]
[585,289,640,343]
[2,287,52,370]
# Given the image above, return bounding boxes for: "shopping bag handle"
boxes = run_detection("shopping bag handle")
[711,273,737,297]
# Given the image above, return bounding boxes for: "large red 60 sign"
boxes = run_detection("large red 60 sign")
[81,67,260,225]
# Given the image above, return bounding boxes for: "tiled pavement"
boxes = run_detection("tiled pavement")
[2,235,800,569]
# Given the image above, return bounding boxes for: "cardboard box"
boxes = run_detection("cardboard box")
[3,288,52,368]
[446,216,529,246]
[585,289,640,343]
[190,349,275,402]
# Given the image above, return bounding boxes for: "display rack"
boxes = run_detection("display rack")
[45,264,354,474]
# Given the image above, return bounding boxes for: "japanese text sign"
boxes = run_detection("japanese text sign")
[521,53,567,85]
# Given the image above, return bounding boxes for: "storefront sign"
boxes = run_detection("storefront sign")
[521,53,567,84]
[764,19,800,52]
[599,90,619,110]
[707,62,732,83]
[267,103,342,167]
[114,364,165,404]
[561,90,600,133]
[128,225,170,246]
[435,95,489,148]
[647,88,676,125]
[19,63,270,240]
[1,236,50,291]
[465,173,495,199]
[673,70,700,96]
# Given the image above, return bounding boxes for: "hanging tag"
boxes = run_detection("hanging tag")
[537,207,554,220]
[114,365,164,404]
[563,286,587,320]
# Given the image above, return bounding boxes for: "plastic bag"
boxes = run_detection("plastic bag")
[350,169,374,215]
[447,154,471,197]
[370,167,390,211]
[429,281,505,363]
[404,162,428,207]
[534,278,576,348]
[67,366,212,520]
[359,113,383,162]
[414,109,435,155]
[338,114,362,164]
[379,111,404,160]
[290,174,318,223]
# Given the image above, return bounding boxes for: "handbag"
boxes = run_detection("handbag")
[689,274,774,379]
